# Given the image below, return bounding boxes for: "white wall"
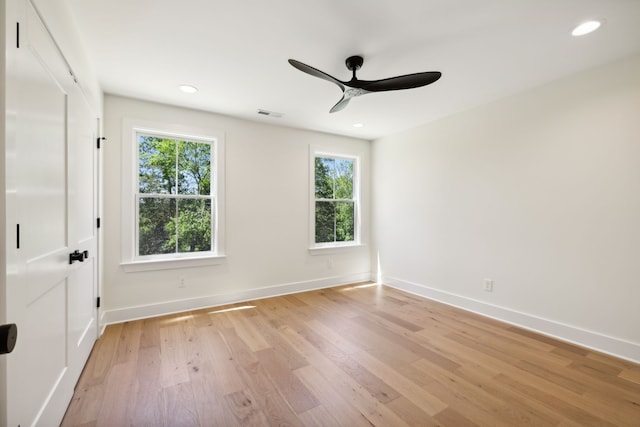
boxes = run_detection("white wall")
[102,95,371,322]
[372,54,640,362]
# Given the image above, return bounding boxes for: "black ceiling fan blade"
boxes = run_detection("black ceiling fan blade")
[353,71,442,92]
[288,59,345,91]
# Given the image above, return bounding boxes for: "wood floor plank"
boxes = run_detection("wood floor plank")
[60,383,105,426]
[246,307,309,370]
[279,325,410,426]
[297,404,342,427]
[353,350,447,416]
[454,362,566,426]
[236,359,304,427]
[295,324,401,404]
[580,389,640,426]
[351,314,461,372]
[385,396,441,427]
[495,373,619,426]
[305,318,361,355]
[294,289,361,319]
[114,321,142,364]
[138,316,163,349]
[61,284,640,426]
[295,365,374,427]
[159,323,191,388]
[196,327,245,395]
[77,322,123,388]
[433,407,479,427]
[255,347,320,413]
[619,367,640,385]
[317,314,422,366]
[163,382,199,427]
[419,364,551,427]
[131,381,165,427]
[328,286,425,332]
[224,389,268,426]
[131,346,166,426]
[513,359,587,394]
[95,362,138,427]
[186,332,237,426]
[226,310,271,352]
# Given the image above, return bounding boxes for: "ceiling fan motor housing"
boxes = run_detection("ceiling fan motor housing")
[345,55,364,71]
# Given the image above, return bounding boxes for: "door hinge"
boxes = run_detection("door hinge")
[97,297,101,309]
[16,22,20,48]
[16,224,20,249]
[97,137,106,149]
[97,217,101,228]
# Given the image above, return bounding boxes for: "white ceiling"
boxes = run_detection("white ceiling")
[66,0,640,140]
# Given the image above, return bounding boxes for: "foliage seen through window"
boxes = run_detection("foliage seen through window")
[314,156,355,244]
[137,135,212,256]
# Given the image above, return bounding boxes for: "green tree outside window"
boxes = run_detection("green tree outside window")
[137,135,213,256]
[314,156,355,244]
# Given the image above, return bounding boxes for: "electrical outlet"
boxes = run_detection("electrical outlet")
[179,277,186,288]
[484,278,493,292]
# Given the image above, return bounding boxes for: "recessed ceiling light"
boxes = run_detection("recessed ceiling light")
[572,20,602,36]
[178,84,198,94]
[353,123,364,128]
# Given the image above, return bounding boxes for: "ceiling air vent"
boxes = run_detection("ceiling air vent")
[257,109,283,118]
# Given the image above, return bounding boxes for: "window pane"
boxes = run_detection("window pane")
[139,197,176,255]
[315,201,335,243]
[139,136,176,194]
[178,140,211,195]
[334,158,353,199]
[177,198,212,253]
[335,201,355,242]
[315,157,334,199]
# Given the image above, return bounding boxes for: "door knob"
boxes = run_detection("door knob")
[0,324,17,355]
[69,250,85,264]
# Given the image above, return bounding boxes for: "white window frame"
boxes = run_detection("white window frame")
[121,118,225,272]
[309,146,361,252]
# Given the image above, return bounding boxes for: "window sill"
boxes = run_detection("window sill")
[121,254,226,273]
[308,244,365,255]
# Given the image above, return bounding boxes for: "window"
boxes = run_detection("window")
[121,119,225,271]
[137,133,212,256]
[311,150,360,248]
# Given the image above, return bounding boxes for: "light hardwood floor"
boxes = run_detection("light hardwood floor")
[62,283,640,426]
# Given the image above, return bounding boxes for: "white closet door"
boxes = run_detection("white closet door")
[4,1,99,425]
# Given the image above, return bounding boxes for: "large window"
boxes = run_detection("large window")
[121,120,225,271]
[137,133,212,256]
[311,151,360,248]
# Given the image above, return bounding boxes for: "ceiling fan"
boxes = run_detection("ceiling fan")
[288,55,442,113]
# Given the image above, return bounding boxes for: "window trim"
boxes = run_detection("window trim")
[121,118,225,272]
[309,146,361,251]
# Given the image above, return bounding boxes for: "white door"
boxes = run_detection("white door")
[4,1,99,426]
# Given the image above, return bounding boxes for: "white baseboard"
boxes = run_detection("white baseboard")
[100,272,374,326]
[383,276,640,364]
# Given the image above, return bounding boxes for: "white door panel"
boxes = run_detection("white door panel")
[25,248,68,304]
[23,283,67,424]
[68,260,95,346]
